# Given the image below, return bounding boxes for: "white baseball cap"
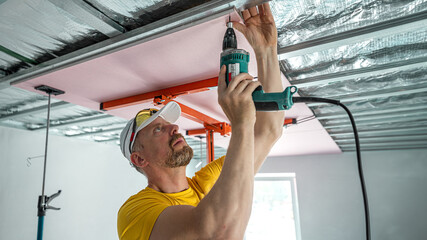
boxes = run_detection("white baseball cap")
[119,101,181,161]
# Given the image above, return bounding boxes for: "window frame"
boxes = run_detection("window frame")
[250,173,302,240]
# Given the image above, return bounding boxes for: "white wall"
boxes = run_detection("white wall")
[0,126,147,240]
[260,149,427,240]
[1,125,426,240]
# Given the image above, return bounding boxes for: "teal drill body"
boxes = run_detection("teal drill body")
[220,21,297,111]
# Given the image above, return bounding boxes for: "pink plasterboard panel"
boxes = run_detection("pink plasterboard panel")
[13,10,341,156]
[14,11,253,117]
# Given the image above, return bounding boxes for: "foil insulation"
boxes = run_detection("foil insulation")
[0,0,107,76]
[298,67,427,98]
[310,91,427,115]
[270,0,427,48]
[85,0,211,30]
[0,51,27,77]
[0,86,127,137]
[281,29,427,80]
[0,87,56,116]
[327,119,427,134]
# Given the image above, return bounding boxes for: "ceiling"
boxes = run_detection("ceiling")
[1,0,426,163]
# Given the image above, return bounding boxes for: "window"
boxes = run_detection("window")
[245,173,301,240]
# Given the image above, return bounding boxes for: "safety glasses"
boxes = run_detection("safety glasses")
[129,108,158,152]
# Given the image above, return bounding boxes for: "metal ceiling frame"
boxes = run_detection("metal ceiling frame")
[306,84,427,108]
[277,10,427,60]
[340,140,427,147]
[0,0,425,154]
[48,0,125,37]
[323,117,427,130]
[316,103,427,120]
[31,114,116,131]
[335,133,427,141]
[330,126,427,137]
[274,8,427,153]
[322,111,427,126]
[341,143,427,151]
[290,56,427,88]
[66,125,125,137]
[335,134,427,144]
[0,101,71,122]
[0,0,236,90]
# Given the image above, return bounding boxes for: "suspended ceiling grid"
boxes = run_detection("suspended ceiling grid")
[5,5,340,157]
[0,0,426,157]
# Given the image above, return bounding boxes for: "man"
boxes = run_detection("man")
[117,3,284,239]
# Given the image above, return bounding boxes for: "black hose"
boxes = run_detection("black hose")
[293,96,370,240]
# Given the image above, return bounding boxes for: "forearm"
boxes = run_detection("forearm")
[253,47,285,173]
[255,47,282,92]
[194,125,254,238]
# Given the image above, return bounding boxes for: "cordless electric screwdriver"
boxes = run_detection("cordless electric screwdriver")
[220,21,297,111]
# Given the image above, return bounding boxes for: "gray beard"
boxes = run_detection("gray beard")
[163,133,193,168]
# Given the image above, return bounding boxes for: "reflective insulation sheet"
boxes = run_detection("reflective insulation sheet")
[298,67,427,99]
[85,0,211,30]
[281,28,427,80]
[0,0,107,76]
[21,105,122,130]
[309,90,427,115]
[270,0,427,47]
[0,86,127,136]
[0,51,29,77]
[0,87,55,116]
[310,91,427,136]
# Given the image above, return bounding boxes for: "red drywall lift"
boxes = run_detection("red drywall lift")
[101,77,294,163]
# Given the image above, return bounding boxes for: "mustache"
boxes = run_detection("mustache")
[170,133,185,147]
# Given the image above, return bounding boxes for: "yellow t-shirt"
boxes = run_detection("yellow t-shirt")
[117,156,225,240]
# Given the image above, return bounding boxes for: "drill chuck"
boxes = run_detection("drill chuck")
[222,22,237,51]
[220,21,297,111]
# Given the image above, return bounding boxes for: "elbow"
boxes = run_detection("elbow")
[272,126,283,141]
[256,124,283,143]
[194,208,249,239]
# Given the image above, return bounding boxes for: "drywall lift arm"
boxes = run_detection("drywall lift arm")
[99,78,295,163]
[100,77,218,111]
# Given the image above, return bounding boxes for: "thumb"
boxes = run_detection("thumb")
[217,65,227,93]
[232,21,246,35]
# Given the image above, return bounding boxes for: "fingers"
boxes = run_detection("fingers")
[234,79,261,96]
[241,3,272,21]
[258,4,265,16]
[227,73,253,91]
[233,79,255,94]
[242,9,251,21]
[248,7,258,16]
[217,65,227,92]
[262,3,272,16]
[242,80,261,95]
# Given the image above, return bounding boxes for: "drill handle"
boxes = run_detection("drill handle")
[252,86,298,111]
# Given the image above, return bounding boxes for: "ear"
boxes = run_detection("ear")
[130,152,149,168]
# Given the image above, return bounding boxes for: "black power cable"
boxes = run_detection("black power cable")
[293,96,371,240]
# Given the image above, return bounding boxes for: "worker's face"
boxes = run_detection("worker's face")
[135,117,193,168]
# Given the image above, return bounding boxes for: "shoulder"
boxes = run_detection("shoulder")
[117,188,170,239]
[119,188,170,212]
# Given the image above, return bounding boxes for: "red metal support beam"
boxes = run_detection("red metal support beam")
[99,77,295,163]
[206,130,214,163]
[100,77,218,111]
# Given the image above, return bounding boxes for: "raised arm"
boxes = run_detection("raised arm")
[149,67,260,239]
[233,3,285,173]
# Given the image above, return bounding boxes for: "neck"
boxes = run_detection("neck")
[146,166,189,193]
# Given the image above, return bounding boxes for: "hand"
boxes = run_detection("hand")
[217,65,260,126]
[232,3,277,54]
